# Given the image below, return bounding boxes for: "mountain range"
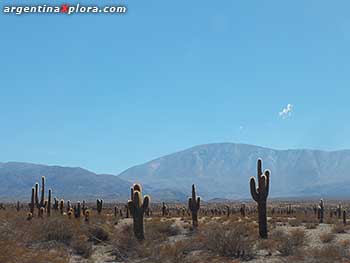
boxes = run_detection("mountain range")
[1,143,350,202]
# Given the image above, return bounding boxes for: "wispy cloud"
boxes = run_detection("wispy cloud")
[279,104,293,119]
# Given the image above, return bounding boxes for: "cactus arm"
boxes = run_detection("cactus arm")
[250,177,259,202]
[196,197,200,210]
[257,159,262,176]
[264,170,270,197]
[188,198,192,210]
[142,195,150,212]
[127,200,135,216]
[191,184,196,205]
[130,187,134,201]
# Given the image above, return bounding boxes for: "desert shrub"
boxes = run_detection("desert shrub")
[305,223,318,229]
[145,219,176,240]
[111,224,142,260]
[155,240,190,263]
[332,224,347,234]
[0,240,70,263]
[307,244,342,263]
[271,228,306,256]
[337,239,350,258]
[88,225,110,243]
[256,239,278,255]
[319,233,335,243]
[71,236,93,258]
[289,218,302,227]
[41,218,75,244]
[203,221,256,259]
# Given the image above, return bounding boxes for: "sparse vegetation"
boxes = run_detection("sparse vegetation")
[2,161,350,262]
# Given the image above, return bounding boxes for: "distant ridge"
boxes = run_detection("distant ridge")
[118,143,350,199]
[1,143,350,202]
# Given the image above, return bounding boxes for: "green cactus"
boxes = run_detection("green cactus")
[225,205,230,217]
[97,199,103,214]
[240,203,246,217]
[250,158,270,239]
[59,199,64,215]
[337,203,342,219]
[67,200,71,213]
[47,189,52,216]
[82,200,86,215]
[40,176,45,208]
[53,197,59,211]
[343,210,347,225]
[318,199,324,223]
[127,183,150,240]
[162,202,168,217]
[74,201,81,218]
[30,187,35,215]
[188,184,200,229]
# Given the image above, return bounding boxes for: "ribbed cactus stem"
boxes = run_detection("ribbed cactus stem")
[34,183,39,208]
[240,204,246,217]
[127,183,150,240]
[162,202,167,216]
[40,176,45,208]
[30,187,35,215]
[338,204,342,219]
[60,199,64,214]
[318,199,324,223]
[188,184,200,229]
[47,189,52,216]
[97,199,103,214]
[250,159,270,239]
[74,201,81,218]
[343,210,347,225]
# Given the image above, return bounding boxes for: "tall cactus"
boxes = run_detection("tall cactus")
[337,204,342,219]
[188,184,200,229]
[47,189,52,216]
[40,176,45,208]
[96,199,103,214]
[250,159,270,239]
[318,199,324,223]
[162,202,168,217]
[127,183,150,240]
[30,187,35,215]
[59,199,64,215]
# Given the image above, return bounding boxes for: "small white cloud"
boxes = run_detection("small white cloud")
[279,104,293,119]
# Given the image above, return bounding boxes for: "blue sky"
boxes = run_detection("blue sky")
[0,0,349,174]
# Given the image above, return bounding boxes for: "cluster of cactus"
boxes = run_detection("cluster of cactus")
[250,159,270,239]
[188,184,200,229]
[127,183,150,240]
[29,176,52,218]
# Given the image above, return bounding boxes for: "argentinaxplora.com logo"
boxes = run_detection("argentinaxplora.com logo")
[3,3,127,15]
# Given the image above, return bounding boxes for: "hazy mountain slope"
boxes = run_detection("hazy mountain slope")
[118,143,350,199]
[0,162,132,201]
[0,162,187,202]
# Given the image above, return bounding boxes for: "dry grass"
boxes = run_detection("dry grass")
[332,223,347,234]
[2,202,350,262]
[201,220,257,260]
[319,232,335,243]
[271,228,306,256]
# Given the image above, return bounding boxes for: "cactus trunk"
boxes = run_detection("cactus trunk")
[250,159,270,239]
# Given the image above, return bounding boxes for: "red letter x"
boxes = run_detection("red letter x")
[61,4,69,13]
